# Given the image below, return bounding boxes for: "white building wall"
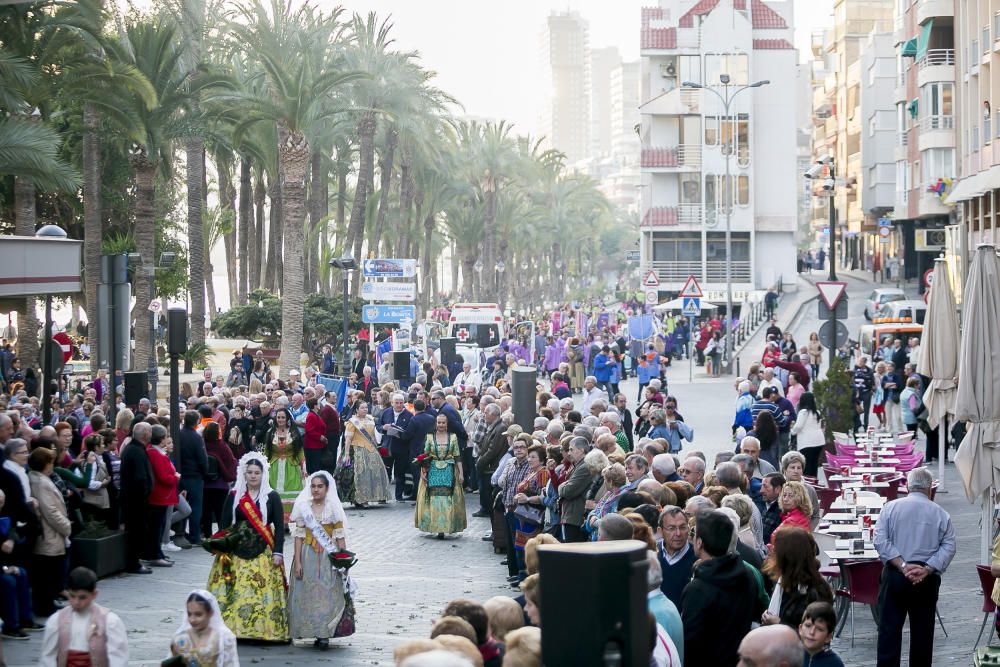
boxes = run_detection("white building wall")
[591,46,621,158]
[860,32,897,214]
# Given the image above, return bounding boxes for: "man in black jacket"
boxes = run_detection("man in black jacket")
[401,399,437,501]
[177,410,209,545]
[612,393,634,451]
[430,390,471,489]
[120,422,154,574]
[682,510,765,666]
[473,405,506,517]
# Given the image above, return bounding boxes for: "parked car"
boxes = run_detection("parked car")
[864,288,906,320]
[875,299,927,325]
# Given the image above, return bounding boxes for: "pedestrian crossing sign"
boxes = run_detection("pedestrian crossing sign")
[678,274,703,298]
[681,297,701,317]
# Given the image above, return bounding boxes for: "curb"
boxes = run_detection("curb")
[733,279,817,362]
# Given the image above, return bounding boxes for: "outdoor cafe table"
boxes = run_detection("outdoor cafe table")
[848,466,898,474]
[834,539,874,550]
[830,496,886,511]
[821,512,879,524]
[824,549,879,560]
[854,457,901,465]
[839,480,890,489]
[818,525,864,536]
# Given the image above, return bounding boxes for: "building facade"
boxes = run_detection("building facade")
[538,11,591,165]
[638,0,798,297]
[892,0,956,283]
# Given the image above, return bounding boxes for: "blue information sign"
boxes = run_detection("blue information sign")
[681,297,701,317]
[362,304,416,324]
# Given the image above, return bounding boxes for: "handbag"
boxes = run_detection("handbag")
[334,591,356,637]
[513,503,544,524]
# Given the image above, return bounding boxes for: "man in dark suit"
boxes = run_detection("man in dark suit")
[612,393,634,451]
[473,405,507,517]
[120,422,154,574]
[430,390,471,488]
[558,437,596,542]
[177,410,209,546]
[379,391,413,501]
[402,399,437,500]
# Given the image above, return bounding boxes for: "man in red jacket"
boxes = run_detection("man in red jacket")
[303,397,329,474]
[320,391,342,459]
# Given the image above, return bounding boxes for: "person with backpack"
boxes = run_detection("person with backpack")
[201,422,237,539]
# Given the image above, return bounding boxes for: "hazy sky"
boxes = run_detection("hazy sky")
[336,0,835,136]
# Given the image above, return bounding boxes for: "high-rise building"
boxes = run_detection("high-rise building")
[860,32,897,229]
[638,0,799,297]
[591,46,621,158]
[539,10,591,164]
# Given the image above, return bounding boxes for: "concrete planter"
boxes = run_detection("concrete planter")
[71,530,126,579]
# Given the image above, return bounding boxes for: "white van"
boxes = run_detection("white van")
[447,303,506,349]
[875,299,927,325]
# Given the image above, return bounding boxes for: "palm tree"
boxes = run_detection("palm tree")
[222,0,363,378]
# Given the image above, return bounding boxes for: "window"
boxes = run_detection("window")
[705,174,750,211]
[720,113,750,166]
[986,27,992,52]
[973,39,980,62]
[704,53,749,86]
[995,13,1000,41]
[706,232,750,262]
[921,148,955,185]
[652,236,702,262]
[679,55,701,85]
[920,82,954,117]
[704,116,718,145]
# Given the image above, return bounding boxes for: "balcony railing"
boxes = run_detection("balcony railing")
[648,260,752,283]
[640,145,703,169]
[918,115,955,132]
[641,205,702,227]
[897,131,909,146]
[918,49,956,68]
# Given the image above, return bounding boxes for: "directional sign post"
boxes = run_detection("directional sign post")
[361,281,416,302]
[681,297,701,317]
[362,258,416,278]
[362,304,417,324]
[816,281,848,366]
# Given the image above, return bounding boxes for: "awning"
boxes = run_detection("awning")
[943,167,1000,204]
[944,174,980,204]
[901,37,917,58]
[908,98,918,118]
[916,20,934,61]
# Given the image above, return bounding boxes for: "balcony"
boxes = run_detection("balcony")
[917,49,956,87]
[917,115,956,151]
[641,145,702,170]
[648,260,752,284]
[916,0,953,24]
[917,189,949,217]
[641,205,703,227]
[679,88,700,114]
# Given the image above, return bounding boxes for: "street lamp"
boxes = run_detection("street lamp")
[805,155,839,368]
[36,224,66,426]
[682,76,769,375]
[329,255,358,376]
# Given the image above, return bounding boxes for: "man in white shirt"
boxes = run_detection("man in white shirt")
[454,362,481,393]
[40,567,128,667]
[580,376,607,415]
[756,367,784,398]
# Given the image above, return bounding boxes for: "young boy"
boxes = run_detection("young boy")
[40,567,128,667]
[799,601,845,667]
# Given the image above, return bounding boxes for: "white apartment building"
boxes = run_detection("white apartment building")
[639,0,798,296]
[538,11,591,165]
[861,32,898,221]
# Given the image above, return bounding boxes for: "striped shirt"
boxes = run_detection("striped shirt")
[499,457,533,510]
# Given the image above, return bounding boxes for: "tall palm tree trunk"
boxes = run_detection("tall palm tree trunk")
[369,128,396,254]
[450,240,460,299]
[251,174,265,290]
[219,156,238,307]
[306,149,324,294]
[263,174,281,293]
[421,212,434,318]
[186,137,206,349]
[275,125,310,380]
[83,103,102,372]
[14,178,39,373]
[347,115,376,295]
[237,156,252,302]
[130,159,156,373]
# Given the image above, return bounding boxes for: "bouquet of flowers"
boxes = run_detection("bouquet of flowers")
[329,549,358,570]
[412,453,430,468]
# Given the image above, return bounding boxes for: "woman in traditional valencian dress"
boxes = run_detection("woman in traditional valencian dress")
[341,401,391,507]
[204,453,288,642]
[263,408,305,522]
[168,589,240,666]
[287,472,357,649]
[414,413,466,538]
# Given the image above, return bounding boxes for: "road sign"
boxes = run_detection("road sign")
[681,297,701,317]
[878,226,891,239]
[53,332,73,363]
[924,268,935,288]
[362,304,417,324]
[625,250,640,262]
[818,319,849,349]
[678,274,703,298]
[878,217,892,227]
[818,298,847,319]
[815,281,847,310]
[361,281,416,302]
[362,258,417,278]
[148,298,162,313]
[644,288,659,305]
[642,270,660,288]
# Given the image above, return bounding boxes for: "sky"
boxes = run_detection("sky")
[335,0,835,136]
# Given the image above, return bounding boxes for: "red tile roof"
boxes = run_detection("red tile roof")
[753,38,794,50]
[679,0,787,29]
[641,27,677,49]
[641,6,664,25]
[641,207,680,227]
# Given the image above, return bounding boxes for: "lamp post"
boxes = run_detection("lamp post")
[682,76,769,375]
[35,224,68,426]
[330,255,358,376]
[804,156,838,367]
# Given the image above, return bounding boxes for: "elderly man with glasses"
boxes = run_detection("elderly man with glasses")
[657,506,697,608]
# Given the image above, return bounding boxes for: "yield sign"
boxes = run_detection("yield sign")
[816,281,847,310]
[678,274,703,298]
[642,270,660,288]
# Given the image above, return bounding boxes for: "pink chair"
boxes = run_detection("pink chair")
[826,453,859,469]
[834,559,884,646]
[835,443,866,457]
[814,486,841,513]
[976,565,998,647]
[896,451,925,472]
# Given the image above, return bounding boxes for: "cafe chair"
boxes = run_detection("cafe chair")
[834,559,884,646]
[815,486,841,514]
[976,565,998,648]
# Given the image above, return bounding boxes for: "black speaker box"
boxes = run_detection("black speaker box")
[538,540,650,666]
[167,308,187,356]
[124,371,148,406]
[392,351,410,381]
[439,337,458,365]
